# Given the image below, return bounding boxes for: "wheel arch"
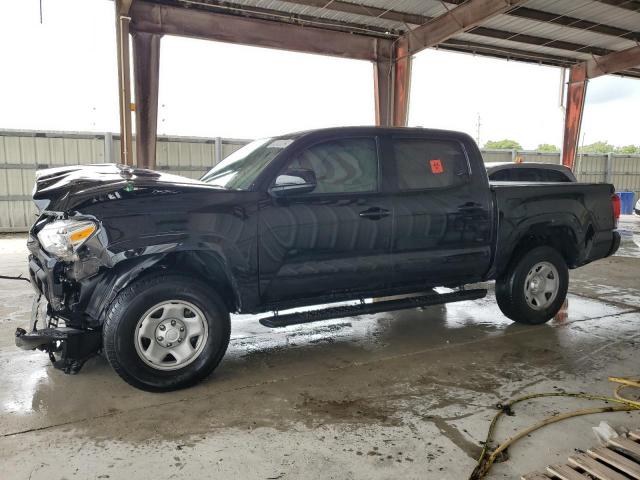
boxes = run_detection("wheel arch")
[86,250,241,324]
[496,214,586,278]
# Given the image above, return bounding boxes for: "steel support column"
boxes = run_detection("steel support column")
[393,37,412,126]
[561,66,587,169]
[115,1,134,166]
[374,38,412,127]
[561,45,640,169]
[132,32,161,169]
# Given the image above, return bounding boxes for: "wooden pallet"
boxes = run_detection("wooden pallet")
[522,431,640,480]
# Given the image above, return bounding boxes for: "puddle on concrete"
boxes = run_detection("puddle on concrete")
[616,215,640,258]
[224,292,629,365]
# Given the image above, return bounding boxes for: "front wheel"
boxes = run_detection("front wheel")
[103,274,230,391]
[495,246,568,325]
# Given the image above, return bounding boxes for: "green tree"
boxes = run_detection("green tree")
[615,145,640,154]
[536,143,559,152]
[484,139,522,150]
[579,141,616,154]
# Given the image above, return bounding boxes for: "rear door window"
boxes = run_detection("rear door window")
[392,138,469,190]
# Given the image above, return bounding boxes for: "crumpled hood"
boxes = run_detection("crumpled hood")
[33,163,215,212]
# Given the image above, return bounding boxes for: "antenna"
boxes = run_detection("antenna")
[476,113,482,146]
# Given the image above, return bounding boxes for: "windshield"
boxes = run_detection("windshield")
[200,137,294,190]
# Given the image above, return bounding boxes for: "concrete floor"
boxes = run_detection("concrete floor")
[1,216,639,479]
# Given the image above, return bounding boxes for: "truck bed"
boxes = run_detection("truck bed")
[489,181,617,277]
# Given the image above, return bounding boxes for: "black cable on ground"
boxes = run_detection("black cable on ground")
[0,274,30,283]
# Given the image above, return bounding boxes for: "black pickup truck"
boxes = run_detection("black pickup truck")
[16,127,620,391]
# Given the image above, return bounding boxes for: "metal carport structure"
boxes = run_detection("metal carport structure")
[113,0,640,170]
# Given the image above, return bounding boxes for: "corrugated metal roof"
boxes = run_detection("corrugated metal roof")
[454,31,595,62]
[148,0,640,77]
[526,0,640,31]
[215,0,406,31]
[480,14,638,51]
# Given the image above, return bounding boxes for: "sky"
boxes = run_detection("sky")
[0,0,638,150]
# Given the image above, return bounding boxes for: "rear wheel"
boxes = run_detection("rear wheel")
[496,246,568,325]
[103,274,230,391]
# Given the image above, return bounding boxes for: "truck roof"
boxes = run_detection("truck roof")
[275,126,476,143]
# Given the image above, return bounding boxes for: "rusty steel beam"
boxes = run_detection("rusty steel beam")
[373,41,393,127]
[115,0,134,166]
[253,0,627,58]
[281,0,640,45]
[116,0,133,15]
[153,0,400,38]
[403,0,526,56]
[132,32,161,170]
[561,66,587,169]
[584,44,640,79]
[373,38,411,127]
[562,44,640,168]
[393,37,411,126]
[129,1,381,61]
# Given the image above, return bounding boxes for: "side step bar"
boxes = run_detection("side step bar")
[259,288,487,328]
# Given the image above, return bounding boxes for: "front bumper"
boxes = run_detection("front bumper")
[15,326,101,374]
[15,295,102,374]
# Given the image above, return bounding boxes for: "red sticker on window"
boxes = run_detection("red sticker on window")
[430,159,443,174]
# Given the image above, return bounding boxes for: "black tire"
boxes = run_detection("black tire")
[495,246,568,325]
[103,273,230,392]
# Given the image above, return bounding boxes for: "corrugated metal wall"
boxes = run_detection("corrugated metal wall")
[574,154,607,184]
[479,149,513,163]
[1,130,639,231]
[610,154,640,196]
[112,136,247,180]
[0,131,107,232]
[482,150,565,164]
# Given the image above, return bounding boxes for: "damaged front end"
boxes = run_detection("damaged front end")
[16,163,220,375]
[16,210,112,374]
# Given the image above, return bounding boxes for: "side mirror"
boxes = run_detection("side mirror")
[269,168,317,197]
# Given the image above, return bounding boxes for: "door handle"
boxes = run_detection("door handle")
[359,207,390,220]
[457,202,482,212]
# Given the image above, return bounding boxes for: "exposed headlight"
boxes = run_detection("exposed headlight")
[37,219,98,260]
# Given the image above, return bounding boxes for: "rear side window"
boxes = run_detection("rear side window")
[489,169,511,181]
[392,138,469,190]
[541,169,572,182]
[286,138,378,194]
[515,169,540,182]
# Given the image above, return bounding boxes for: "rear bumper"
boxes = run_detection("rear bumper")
[606,231,621,258]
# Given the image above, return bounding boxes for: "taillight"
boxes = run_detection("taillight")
[612,193,621,227]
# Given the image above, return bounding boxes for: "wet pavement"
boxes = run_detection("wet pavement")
[1,216,639,479]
